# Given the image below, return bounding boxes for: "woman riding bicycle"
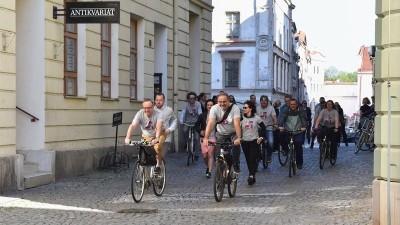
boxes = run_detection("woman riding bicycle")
[241,100,266,186]
[195,99,216,178]
[314,100,340,159]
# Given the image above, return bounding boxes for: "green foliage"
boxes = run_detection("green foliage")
[324,66,357,82]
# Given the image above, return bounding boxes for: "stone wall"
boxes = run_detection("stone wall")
[0,156,16,194]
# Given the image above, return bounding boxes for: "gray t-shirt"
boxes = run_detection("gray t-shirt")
[241,115,263,141]
[179,101,202,125]
[319,109,339,128]
[257,105,276,130]
[209,103,241,135]
[132,109,163,137]
[155,105,177,142]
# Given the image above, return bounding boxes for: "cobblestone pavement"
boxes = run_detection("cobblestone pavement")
[0,143,373,225]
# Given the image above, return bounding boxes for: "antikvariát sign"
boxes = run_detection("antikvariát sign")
[65,1,120,24]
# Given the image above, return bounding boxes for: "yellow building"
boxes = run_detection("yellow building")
[373,0,400,224]
[0,0,213,192]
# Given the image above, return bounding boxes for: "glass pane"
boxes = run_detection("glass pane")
[101,24,110,41]
[66,38,76,72]
[130,85,136,99]
[233,24,239,37]
[66,77,76,96]
[232,13,240,23]
[102,81,110,97]
[102,46,110,76]
[130,53,136,80]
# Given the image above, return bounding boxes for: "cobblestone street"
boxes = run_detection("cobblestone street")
[0,144,373,225]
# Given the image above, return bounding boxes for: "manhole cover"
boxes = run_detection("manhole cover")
[117,208,158,214]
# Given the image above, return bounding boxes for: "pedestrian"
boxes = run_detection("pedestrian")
[241,100,266,185]
[300,100,312,146]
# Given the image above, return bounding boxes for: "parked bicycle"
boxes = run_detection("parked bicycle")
[317,127,337,169]
[128,140,166,203]
[354,115,375,154]
[182,123,198,166]
[208,141,238,202]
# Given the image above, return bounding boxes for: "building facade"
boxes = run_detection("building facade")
[0,0,213,192]
[210,0,298,103]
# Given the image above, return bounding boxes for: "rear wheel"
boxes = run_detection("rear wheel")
[261,143,268,169]
[131,161,145,203]
[186,138,194,166]
[319,142,326,169]
[278,146,288,166]
[355,132,367,154]
[152,160,166,196]
[213,161,225,202]
[288,145,293,177]
[227,166,237,197]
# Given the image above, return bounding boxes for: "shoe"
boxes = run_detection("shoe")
[266,156,272,163]
[154,166,161,176]
[206,167,209,174]
[206,172,211,179]
[233,164,241,173]
[297,165,303,170]
[247,176,255,186]
[345,143,349,146]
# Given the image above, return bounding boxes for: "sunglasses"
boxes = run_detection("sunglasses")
[188,97,196,100]
[243,106,249,109]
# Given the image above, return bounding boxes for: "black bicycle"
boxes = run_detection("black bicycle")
[281,130,300,177]
[354,116,375,154]
[208,141,238,202]
[128,140,166,203]
[317,127,337,169]
[258,125,274,169]
[182,123,198,166]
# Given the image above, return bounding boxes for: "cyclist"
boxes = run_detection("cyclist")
[125,98,166,175]
[277,95,292,156]
[314,100,340,160]
[195,99,216,178]
[241,100,266,185]
[278,99,307,169]
[154,92,177,156]
[179,91,202,158]
[202,92,242,173]
[358,97,371,130]
[256,95,277,163]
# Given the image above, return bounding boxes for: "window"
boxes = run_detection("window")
[130,19,138,99]
[101,23,111,98]
[64,23,78,96]
[224,60,239,87]
[225,12,240,38]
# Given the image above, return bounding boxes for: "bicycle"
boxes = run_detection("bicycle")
[128,140,166,203]
[208,141,238,202]
[277,130,288,166]
[354,115,375,154]
[182,123,198,166]
[281,129,300,177]
[258,125,274,169]
[316,127,337,169]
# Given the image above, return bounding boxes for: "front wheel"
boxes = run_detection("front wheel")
[261,143,268,169]
[152,161,166,196]
[329,146,337,166]
[186,138,194,166]
[131,161,145,203]
[288,145,294,177]
[213,161,225,202]
[227,166,237,197]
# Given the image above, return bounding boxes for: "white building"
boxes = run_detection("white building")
[211,0,298,103]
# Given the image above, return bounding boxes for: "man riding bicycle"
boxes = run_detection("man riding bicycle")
[202,92,242,173]
[278,99,307,169]
[256,95,277,163]
[179,91,202,157]
[125,98,166,175]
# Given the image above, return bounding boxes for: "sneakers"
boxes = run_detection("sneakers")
[154,166,161,176]
[233,164,241,173]
[297,165,303,170]
[266,156,272,163]
[206,168,211,178]
[247,176,256,186]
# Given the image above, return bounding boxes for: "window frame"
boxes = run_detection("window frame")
[64,23,78,96]
[130,19,138,100]
[225,12,240,39]
[218,50,244,89]
[101,23,111,98]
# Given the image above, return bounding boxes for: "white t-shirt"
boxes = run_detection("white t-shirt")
[209,103,241,135]
[132,109,163,137]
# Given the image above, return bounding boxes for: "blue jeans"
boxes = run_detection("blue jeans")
[265,130,274,157]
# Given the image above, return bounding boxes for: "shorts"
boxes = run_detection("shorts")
[142,131,167,156]
[201,137,216,154]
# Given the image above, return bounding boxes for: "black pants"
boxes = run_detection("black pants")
[241,140,259,176]
[215,132,241,166]
[273,130,280,151]
[281,132,304,166]
[305,122,311,144]
[340,122,348,144]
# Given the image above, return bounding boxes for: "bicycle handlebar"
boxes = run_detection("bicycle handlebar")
[128,139,153,147]
[181,122,195,127]
[208,141,233,147]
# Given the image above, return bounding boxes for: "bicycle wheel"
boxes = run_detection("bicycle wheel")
[355,132,367,154]
[227,166,237,197]
[213,161,225,202]
[131,161,145,203]
[278,146,288,166]
[319,142,326,169]
[261,143,268,169]
[153,161,166,196]
[186,138,193,166]
[292,148,296,175]
[354,131,362,154]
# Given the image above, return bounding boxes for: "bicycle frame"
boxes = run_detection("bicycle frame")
[182,123,196,166]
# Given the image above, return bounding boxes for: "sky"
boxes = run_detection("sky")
[293,0,376,72]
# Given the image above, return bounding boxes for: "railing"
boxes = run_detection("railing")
[16,106,39,122]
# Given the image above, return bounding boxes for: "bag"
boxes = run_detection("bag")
[216,104,234,125]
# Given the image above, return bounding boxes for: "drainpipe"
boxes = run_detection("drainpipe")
[173,0,179,152]
[254,0,259,91]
